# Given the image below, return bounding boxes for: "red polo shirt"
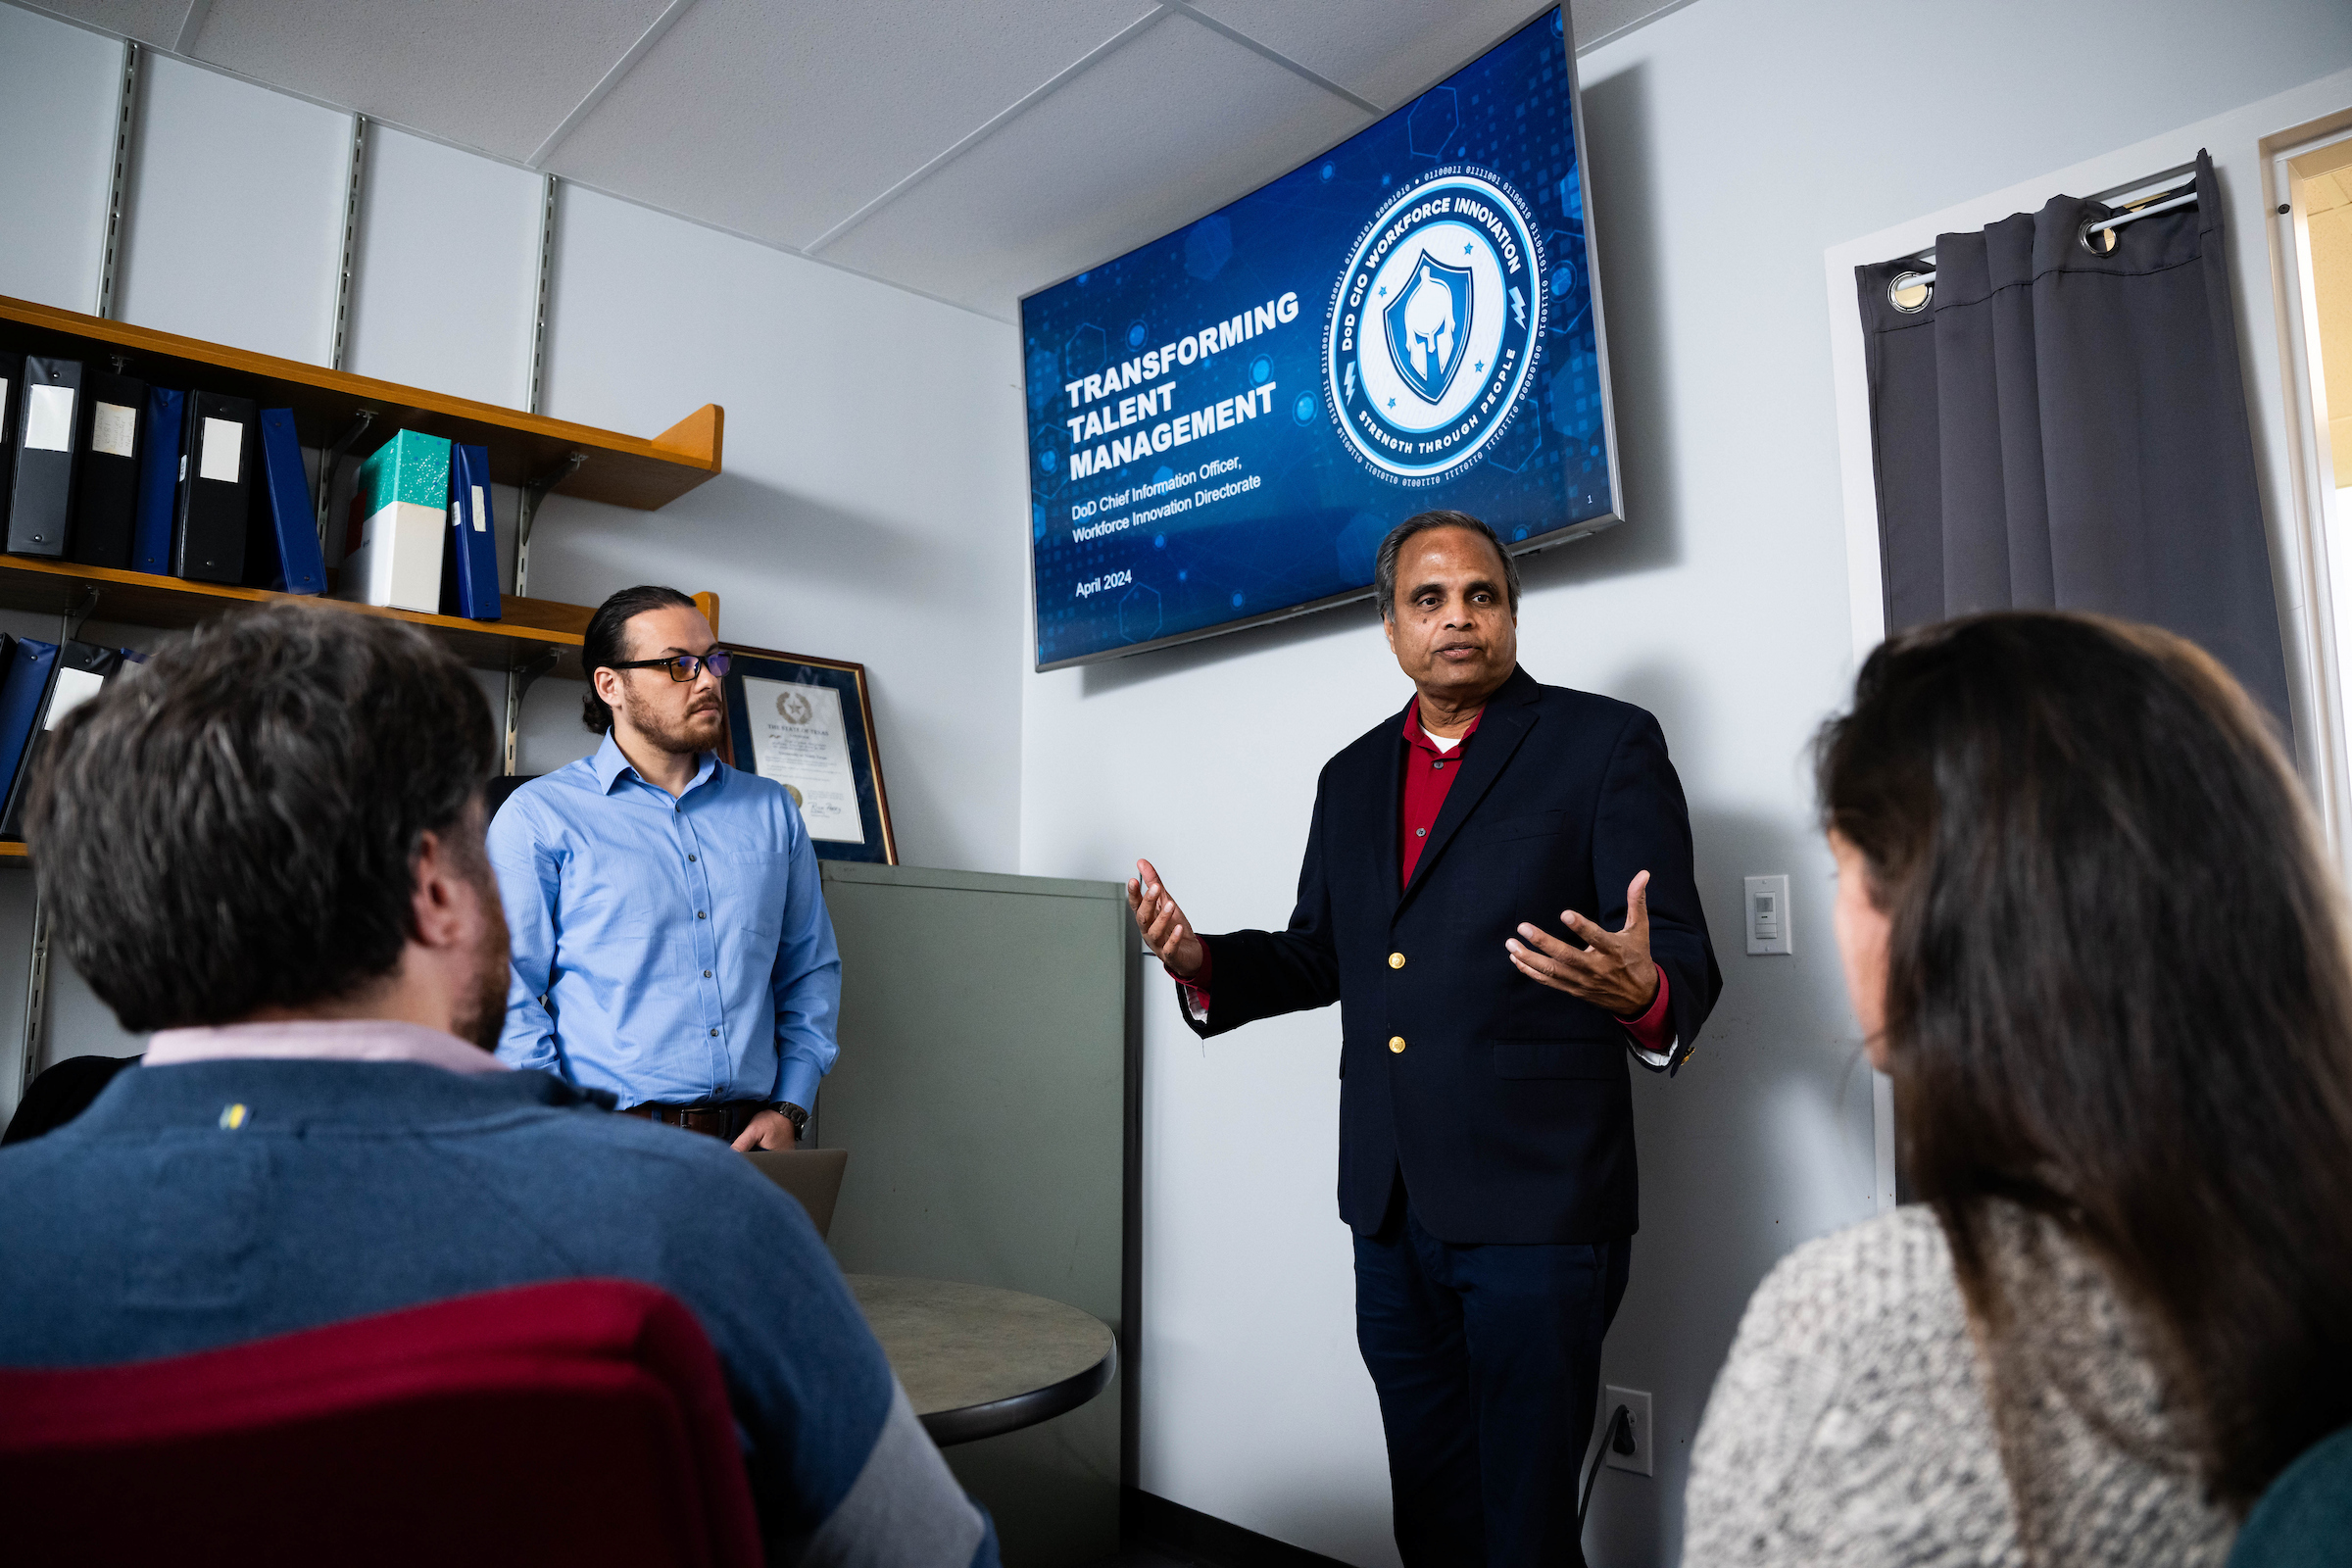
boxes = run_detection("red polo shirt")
[1175,698,1674,1054]
[1400,701,1480,883]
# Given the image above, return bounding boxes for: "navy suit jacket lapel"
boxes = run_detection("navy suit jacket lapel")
[1380,721,1407,919]
[1396,667,1539,916]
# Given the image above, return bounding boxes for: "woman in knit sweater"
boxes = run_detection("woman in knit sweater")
[1683,613,2352,1567]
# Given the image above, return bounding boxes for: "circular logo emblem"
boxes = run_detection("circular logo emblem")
[777,691,812,724]
[785,784,805,808]
[1324,167,1545,485]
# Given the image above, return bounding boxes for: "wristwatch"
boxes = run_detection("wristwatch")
[772,1101,809,1139]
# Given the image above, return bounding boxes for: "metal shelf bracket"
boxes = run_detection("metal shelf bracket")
[501,648,564,777]
[63,584,100,644]
[511,450,587,600]
[314,408,377,549]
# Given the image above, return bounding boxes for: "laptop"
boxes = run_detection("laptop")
[741,1148,849,1240]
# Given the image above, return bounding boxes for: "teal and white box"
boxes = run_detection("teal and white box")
[341,429,449,612]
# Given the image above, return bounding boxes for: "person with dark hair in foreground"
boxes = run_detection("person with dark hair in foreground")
[1684,612,2352,1566]
[0,605,995,1565]
[492,585,839,1150]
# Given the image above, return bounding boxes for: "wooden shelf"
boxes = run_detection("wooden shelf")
[0,294,722,510]
[0,842,25,863]
[0,557,589,678]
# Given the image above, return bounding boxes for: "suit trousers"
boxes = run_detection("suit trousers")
[1353,1185,1631,1567]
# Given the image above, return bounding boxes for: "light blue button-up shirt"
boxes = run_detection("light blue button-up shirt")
[489,731,842,1110]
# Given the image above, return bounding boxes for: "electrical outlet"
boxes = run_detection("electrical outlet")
[1603,1385,1653,1476]
[1744,874,1792,956]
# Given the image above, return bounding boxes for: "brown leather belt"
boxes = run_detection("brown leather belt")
[618,1100,766,1141]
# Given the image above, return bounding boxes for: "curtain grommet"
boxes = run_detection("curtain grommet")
[1888,270,1933,314]
[2079,215,2121,257]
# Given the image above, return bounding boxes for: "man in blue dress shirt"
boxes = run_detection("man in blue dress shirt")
[492,585,841,1150]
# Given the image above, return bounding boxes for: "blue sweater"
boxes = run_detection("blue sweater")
[0,1060,994,1566]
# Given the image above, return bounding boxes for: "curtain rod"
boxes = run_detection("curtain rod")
[1888,162,2201,293]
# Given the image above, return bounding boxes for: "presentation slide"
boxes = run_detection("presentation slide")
[1022,8,1614,669]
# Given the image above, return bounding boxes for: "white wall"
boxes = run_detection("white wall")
[114,52,349,364]
[1012,1,2352,1564]
[344,123,540,410]
[0,5,117,313]
[0,3,1030,1103]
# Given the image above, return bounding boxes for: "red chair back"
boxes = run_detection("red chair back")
[0,1278,762,1568]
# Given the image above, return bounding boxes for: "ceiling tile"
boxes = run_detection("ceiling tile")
[26,0,192,49]
[819,11,1370,318]
[1190,0,1603,109]
[185,0,675,163]
[543,0,1154,252]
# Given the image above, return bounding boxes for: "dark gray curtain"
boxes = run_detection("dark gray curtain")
[1857,149,2289,722]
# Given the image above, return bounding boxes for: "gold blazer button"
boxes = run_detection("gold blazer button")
[1389,1036,1406,1054]
[1389,952,1406,968]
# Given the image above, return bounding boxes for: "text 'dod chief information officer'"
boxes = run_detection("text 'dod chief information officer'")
[493,586,841,1152]
[1130,513,1721,1568]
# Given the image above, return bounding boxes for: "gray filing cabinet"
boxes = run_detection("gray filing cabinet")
[814,862,1140,1566]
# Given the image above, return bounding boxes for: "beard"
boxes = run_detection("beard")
[618,687,726,756]
[455,861,513,1054]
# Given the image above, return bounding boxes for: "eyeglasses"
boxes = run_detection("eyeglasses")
[605,650,732,682]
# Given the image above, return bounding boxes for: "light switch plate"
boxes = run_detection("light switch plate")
[1603,1385,1653,1476]
[1745,874,1792,956]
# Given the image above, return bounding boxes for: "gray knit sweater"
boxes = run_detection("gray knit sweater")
[1683,1203,2234,1567]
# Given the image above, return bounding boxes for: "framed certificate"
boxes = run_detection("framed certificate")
[718,645,897,864]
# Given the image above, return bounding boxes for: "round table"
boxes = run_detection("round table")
[844,1274,1117,1446]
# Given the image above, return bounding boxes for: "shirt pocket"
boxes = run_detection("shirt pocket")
[710,850,790,939]
[1491,1036,1619,1079]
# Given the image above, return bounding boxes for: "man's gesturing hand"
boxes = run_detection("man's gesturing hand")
[1127,858,1205,979]
[1504,870,1660,1018]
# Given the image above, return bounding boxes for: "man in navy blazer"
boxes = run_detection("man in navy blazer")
[1130,512,1720,1565]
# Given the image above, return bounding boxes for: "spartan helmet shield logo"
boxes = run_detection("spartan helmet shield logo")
[1382,251,1475,404]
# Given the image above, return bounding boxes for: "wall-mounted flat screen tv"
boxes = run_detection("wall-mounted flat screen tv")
[1022,6,1620,671]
